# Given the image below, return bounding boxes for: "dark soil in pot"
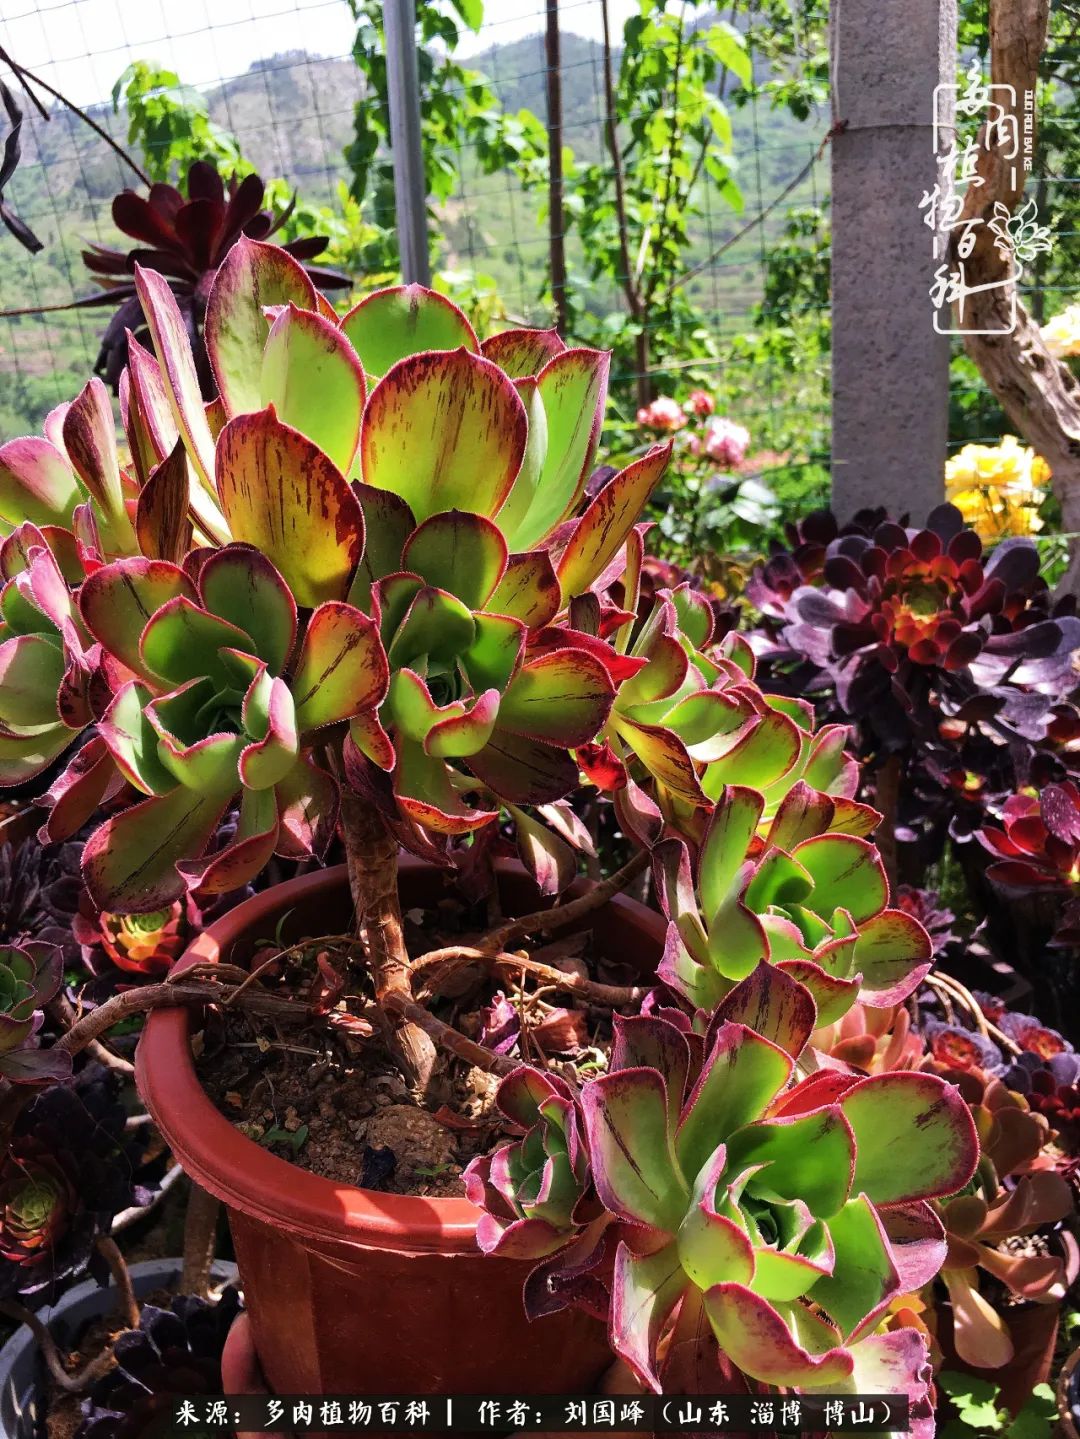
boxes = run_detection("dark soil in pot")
[191,865,642,1198]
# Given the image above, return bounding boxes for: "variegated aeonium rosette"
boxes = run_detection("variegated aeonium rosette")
[0,236,668,909]
[464,754,957,1423]
[465,964,978,1432]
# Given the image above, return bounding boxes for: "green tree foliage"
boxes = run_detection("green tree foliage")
[344,0,547,272]
[568,1,748,388]
[112,62,247,183]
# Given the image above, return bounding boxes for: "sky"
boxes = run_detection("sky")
[0,0,640,109]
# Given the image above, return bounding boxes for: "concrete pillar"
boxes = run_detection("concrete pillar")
[830,0,956,522]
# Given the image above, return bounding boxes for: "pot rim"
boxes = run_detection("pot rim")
[137,858,664,1256]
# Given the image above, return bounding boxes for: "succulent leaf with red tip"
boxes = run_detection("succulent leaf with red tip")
[979,781,1080,895]
[977,781,1080,948]
[0,518,106,790]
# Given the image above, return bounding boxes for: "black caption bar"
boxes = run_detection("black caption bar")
[170,1394,909,1433]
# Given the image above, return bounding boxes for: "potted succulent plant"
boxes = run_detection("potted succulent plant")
[0,1260,240,1439]
[0,235,981,1417]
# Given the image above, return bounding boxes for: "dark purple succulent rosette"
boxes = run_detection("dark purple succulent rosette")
[1003,1050,1080,1147]
[77,1287,243,1439]
[748,507,892,626]
[0,1070,153,1306]
[921,1015,1005,1075]
[893,885,956,955]
[748,503,1080,758]
[996,1008,1072,1060]
[0,836,84,965]
[81,159,348,393]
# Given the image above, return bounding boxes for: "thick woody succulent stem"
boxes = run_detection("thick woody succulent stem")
[336,777,438,1090]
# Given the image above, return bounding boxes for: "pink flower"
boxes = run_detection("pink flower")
[636,396,687,432]
[684,389,715,417]
[703,416,750,467]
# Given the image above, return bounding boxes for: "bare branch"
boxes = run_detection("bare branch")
[0,45,150,185]
[413,945,647,1008]
[382,991,517,1076]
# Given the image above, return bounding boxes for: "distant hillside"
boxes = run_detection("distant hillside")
[0,27,827,435]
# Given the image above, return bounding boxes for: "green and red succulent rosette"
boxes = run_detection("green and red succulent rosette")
[0,940,69,1084]
[465,966,978,1431]
[72,901,188,977]
[651,780,932,1020]
[0,236,676,912]
[0,1074,149,1303]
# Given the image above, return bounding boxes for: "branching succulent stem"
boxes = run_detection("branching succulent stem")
[412,945,648,1009]
[47,994,135,1075]
[382,992,517,1077]
[484,848,650,951]
[0,45,151,186]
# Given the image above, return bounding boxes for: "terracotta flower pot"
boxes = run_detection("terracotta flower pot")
[137,860,660,1399]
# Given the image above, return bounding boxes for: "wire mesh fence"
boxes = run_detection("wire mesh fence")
[0,0,363,430]
[5,0,1071,534]
[0,0,835,520]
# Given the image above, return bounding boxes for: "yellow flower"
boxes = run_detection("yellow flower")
[1041,302,1080,359]
[944,435,1049,540]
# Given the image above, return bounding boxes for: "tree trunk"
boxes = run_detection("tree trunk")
[952,1,1080,595]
